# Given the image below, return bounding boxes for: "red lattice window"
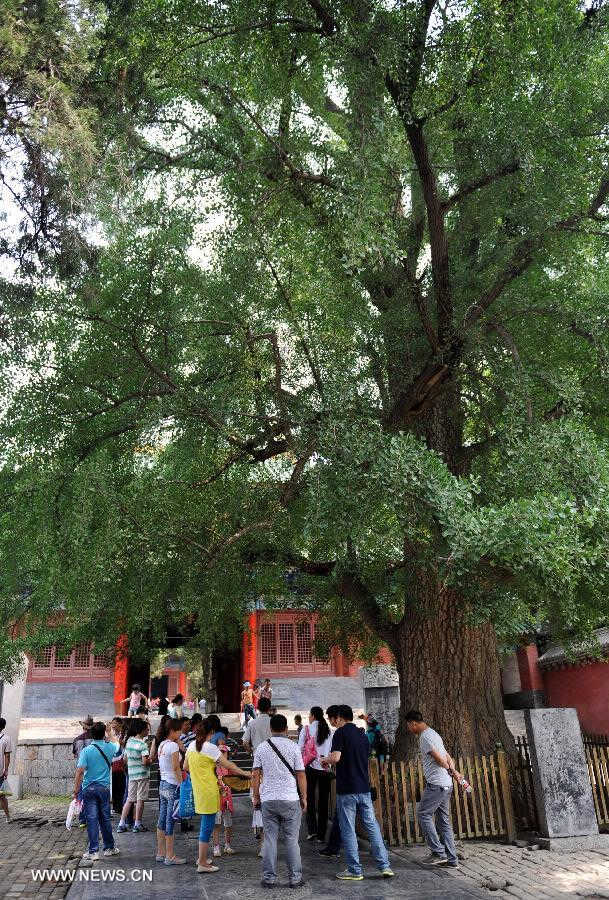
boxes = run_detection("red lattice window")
[93,650,111,668]
[279,623,294,665]
[35,647,53,668]
[73,644,91,668]
[54,650,72,668]
[260,623,277,666]
[296,622,312,664]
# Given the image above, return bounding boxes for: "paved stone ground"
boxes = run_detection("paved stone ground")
[64,795,485,900]
[396,841,609,899]
[4,795,609,900]
[0,797,88,899]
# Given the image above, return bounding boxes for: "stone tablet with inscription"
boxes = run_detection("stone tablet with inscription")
[524,707,599,841]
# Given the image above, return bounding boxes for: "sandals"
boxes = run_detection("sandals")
[197,864,219,873]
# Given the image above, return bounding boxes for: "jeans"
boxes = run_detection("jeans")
[83,783,114,853]
[418,784,457,863]
[305,767,332,841]
[157,780,180,836]
[261,799,302,886]
[336,792,389,875]
[199,812,216,842]
[325,810,341,852]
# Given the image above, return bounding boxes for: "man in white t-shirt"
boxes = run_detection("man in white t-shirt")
[252,713,307,888]
[0,718,13,823]
[405,710,458,867]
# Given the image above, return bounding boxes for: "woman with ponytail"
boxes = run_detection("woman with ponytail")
[184,717,250,873]
[298,706,333,842]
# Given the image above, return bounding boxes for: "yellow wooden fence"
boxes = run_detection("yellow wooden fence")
[368,751,516,846]
[585,740,609,828]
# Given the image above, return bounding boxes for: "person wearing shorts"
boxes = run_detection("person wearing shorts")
[117,719,150,833]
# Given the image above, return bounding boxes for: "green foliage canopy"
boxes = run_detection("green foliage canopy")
[2,1,609,686]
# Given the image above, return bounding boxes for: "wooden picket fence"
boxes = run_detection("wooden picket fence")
[368,751,516,847]
[584,734,609,829]
[514,735,539,830]
[514,732,609,832]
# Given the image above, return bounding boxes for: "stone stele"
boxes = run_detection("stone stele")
[524,707,609,851]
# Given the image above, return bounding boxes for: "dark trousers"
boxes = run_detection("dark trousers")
[325,810,341,852]
[122,772,134,825]
[305,767,332,841]
[112,770,126,814]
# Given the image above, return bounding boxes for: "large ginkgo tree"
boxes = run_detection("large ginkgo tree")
[2,0,609,757]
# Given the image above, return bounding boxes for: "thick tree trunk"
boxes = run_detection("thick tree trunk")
[389,590,515,761]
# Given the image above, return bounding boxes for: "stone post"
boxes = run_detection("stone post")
[359,665,400,744]
[524,707,609,850]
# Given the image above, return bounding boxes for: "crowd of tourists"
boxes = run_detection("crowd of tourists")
[10,676,462,886]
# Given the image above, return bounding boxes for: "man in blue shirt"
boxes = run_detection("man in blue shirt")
[322,705,393,881]
[73,721,121,863]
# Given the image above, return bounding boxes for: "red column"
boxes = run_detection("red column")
[113,634,129,714]
[334,650,345,676]
[517,644,544,693]
[178,670,187,698]
[242,612,258,685]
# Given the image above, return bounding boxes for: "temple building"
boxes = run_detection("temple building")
[19,607,389,718]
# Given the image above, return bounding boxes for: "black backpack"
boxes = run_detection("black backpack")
[372,729,388,757]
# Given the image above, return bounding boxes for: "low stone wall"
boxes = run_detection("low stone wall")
[22,680,115,718]
[14,738,75,796]
[268,675,365,711]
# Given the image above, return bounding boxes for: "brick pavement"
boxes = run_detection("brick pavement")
[3,795,609,899]
[396,841,609,899]
[0,797,87,900]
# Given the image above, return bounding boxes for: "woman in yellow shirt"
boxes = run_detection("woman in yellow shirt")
[184,717,250,873]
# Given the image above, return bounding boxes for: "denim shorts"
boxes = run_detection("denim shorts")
[158,780,180,835]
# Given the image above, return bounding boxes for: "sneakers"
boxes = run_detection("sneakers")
[103,848,120,857]
[132,823,148,833]
[336,870,364,881]
[319,847,340,858]
[380,869,395,877]
[422,852,448,865]
[116,824,130,833]
[164,856,187,866]
[213,845,221,857]
[440,859,459,868]
[155,854,165,862]
[81,851,99,864]
[197,864,219,873]
[223,845,236,855]
[290,881,307,889]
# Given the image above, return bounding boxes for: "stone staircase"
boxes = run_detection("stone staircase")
[146,731,254,803]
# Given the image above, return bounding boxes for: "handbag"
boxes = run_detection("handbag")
[178,775,195,819]
[301,726,318,767]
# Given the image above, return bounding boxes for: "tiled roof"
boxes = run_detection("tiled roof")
[538,626,609,668]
